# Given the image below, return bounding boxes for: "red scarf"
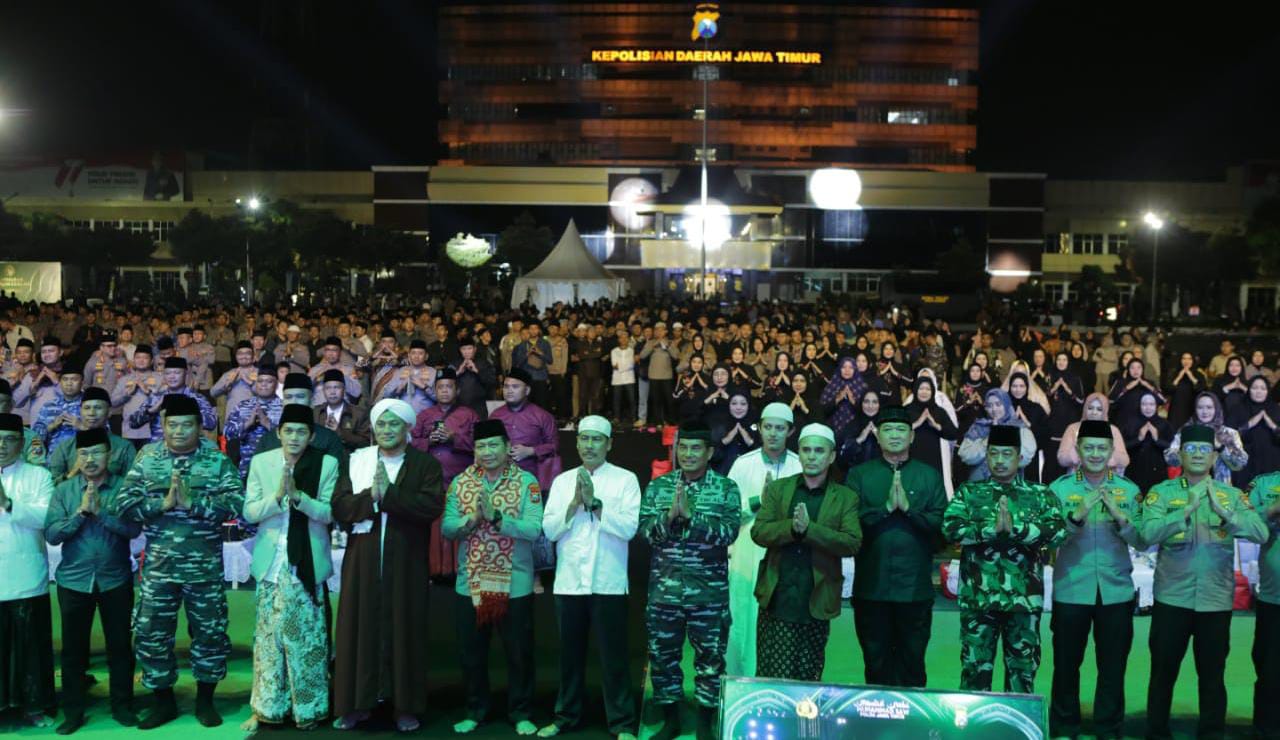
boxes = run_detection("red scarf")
[453,463,528,625]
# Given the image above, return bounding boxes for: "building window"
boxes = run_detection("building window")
[1045,283,1066,304]
[887,110,927,124]
[1072,233,1104,255]
[1107,233,1127,255]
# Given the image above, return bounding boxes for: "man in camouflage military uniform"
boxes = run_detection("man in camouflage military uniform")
[1248,468,1280,740]
[109,394,243,729]
[1139,424,1268,739]
[942,424,1065,694]
[639,419,740,740]
[1048,419,1144,740]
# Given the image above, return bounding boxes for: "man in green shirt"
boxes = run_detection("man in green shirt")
[44,386,136,482]
[639,419,741,740]
[942,424,1066,694]
[751,422,860,682]
[846,405,946,687]
[1139,424,1269,740]
[443,418,543,737]
[1247,470,1280,740]
[1048,419,1143,740]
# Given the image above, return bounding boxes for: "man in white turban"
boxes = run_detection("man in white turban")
[331,398,445,732]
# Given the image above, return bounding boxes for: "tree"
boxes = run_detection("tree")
[496,210,553,274]
[1070,265,1119,321]
[1247,196,1280,277]
[932,235,986,290]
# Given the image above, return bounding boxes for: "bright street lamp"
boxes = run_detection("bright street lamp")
[1143,211,1164,320]
[237,196,265,304]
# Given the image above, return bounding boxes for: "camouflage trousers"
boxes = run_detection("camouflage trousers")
[133,577,230,689]
[646,601,729,708]
[959,609,1041,694]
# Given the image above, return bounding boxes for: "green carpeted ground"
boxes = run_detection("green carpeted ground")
[0,585,1261,739]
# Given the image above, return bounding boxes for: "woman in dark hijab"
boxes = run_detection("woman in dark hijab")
[1069,341,1096,394]
[701,364,736,422]
[1122,391,1173,493]
[903,374,960,478]
[784,371,824,439]
[797,343,831,386]
[1212,355,1250,423]
[711,390,760,475]
[1106,351,1135,394]
[814,337,839,379]
[973,350,998,386]
[1109,357,1165,424]
[1007,372,1051,482]
[1230,375,1280,489]
[820,356,868,436]
[858,351,894,409]
[762,351,795,404]
[835,391,881,472]
[1043,351,1085,482]
[1163,351,1207,429]
[673,354,712,423]
[1029,348,1052,391]
[955,362,993,434]
[730,344,765,396]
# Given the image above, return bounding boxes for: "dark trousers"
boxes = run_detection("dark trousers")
[647,379,673,426]
[577,374,602,416]
[549,374,568,418]
[58,583,135,717]
[1050,595,1133,738]
[611,383,636,423]
[454,594,535,724]
[1146,602,1231,739]
[530,380,550,410]
[551,595,637,735]
[852,599,932,687]
[1256,600,1280,740]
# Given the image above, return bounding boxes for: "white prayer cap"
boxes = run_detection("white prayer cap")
[798,423,835,446]
[760,402,794,425]
[578,415,612,438]
[371,398,416,426]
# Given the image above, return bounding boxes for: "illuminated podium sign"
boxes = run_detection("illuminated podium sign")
[721,676,1046,740]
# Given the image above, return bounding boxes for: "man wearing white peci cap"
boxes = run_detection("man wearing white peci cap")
[750,423,861,682]
[725,402,802,677]
[538,415,640,739]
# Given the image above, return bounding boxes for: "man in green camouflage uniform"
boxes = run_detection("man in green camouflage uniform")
[1048,419,1143,740]
[640,420,741,740]
[110,394,243,730]
[942,424,1065,693]
[1247,468,1280,740]
[1139,424,1268,740]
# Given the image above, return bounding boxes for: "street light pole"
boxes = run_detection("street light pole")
[238,196,262,305]
[698,35,709,300]
[1143,212,1164,320]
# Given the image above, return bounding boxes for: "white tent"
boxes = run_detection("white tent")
[510,219,627,309]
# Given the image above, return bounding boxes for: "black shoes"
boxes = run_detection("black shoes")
[138,688,178,730]
[651,703,682,740]
[195,681,222,727]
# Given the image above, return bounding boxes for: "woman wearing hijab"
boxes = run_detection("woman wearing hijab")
[711,391,760,475]
[1122,392,1173,493]
[1212,355,1250,423]
[835,392,881,472]
[1043,351,1086,482]
[1105,351,1135,394]
[797,343,831,386]
[972,351,998,386]
[1108,357,1165,424]
[730,345,765,397]
[700,364,736,422]
[1007,372,1052,482]
[820,356,867,437]
[814,337,839,379]
[1069,342,1096,394]
[673,354,712,423]
[1057,393,1129,474]
[676,334,717,374]
[908,368,961,496]
[955,362,992,434]
[1028,348,1052,391]
[903,374,960,479]
[784,372,824,439]
[957,388,1036,481]
[1163,391,1248,484]
[762,351,795,404]
[1002,361,1051,416]
[1163,351,1206,430]
[1230,375,1280,488]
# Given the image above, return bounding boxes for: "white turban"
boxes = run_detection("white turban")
[371,398,416,427]
[798,423,835,446]
[578,415,612,438]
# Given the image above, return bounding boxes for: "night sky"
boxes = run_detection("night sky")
[1,1,1277,179]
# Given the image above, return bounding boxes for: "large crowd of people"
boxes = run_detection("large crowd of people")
[0,294,1278,739]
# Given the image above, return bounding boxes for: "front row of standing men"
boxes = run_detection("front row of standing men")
[0,384,1278,740]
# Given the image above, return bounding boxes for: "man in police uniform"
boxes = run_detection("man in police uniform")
[109,394,243,729]
[1248,468,1280,740]
[308,336,361,406]
[942,424,1066,693]
[210,341,259,425]
[847,406,947,688]
[376,339,436,415]
[110,345,160,450]
[639,419,741,740]
[83,331,129,395]
[1048,419,1143,740]
[1139,424,1268,739]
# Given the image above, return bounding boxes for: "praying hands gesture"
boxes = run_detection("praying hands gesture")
[1074,488,1103,522]
[993,495,1013,535]
[163,467,191,512]
[885,470,910,513]
[1249,410,1277,430]
[667,480,692,524]
[1174,367,1197,385]
[0,477,8,514]
[276,463,300,506]
[78,479,100,517]
[566,468,596,524]
[792,501,810,535]
[372,459,391,503]
[470,490,494,528]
